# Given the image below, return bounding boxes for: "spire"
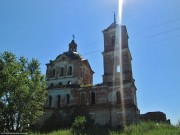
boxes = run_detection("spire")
[114,12,116,24]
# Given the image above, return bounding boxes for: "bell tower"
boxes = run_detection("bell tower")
[102,21,133,85]
[102,20,139,126]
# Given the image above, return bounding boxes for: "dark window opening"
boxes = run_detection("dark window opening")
[60,67,64,76]
[116,91,121,104]
[111,36,115,46]
[91,92,95,104]
[50,83,54,87]
[49,96,52,107]
[56,71,59,77]
[52,69,55,77]
[57,95,61,108]
[67,81,71,85]
[59,82,62,86]
[67,66,72,75]
[67,94,70,106]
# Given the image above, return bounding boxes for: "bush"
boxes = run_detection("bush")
[64,106,94,128]
[71,116,87,135]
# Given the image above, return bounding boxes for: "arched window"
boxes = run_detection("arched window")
[57,95,61,108]
[50,83,54,88]
[59,82,62,86]
[81,93,86,105]
[52,69,55,77]
[56,71,59,77]
[60,67,64,76]
[91,92,95,104]
[67,81,71,85]
[56,68,61,77]
[67,94,70,106]
[49,96,52,107]
[67,66,72,75]
[116,91,121,104]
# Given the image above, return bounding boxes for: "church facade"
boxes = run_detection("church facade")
[45,21,139,127]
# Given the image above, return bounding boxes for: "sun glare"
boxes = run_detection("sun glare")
[116,0,126,126]
[118,0,123,24]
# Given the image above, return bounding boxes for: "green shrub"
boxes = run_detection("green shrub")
[71,116,87,135]
[64,106,94,128]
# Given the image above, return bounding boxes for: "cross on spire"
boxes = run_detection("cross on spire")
[72,34,75,40]
[114,12,116,24]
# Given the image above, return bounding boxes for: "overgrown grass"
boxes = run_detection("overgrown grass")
[111,121,180,135]
[31,130,71,135]
[31,121,180,135]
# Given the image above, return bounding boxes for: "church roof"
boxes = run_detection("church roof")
[103,22,121,33]
[107,22,118,30]
[56,51,84,60]
[47,40,94,73]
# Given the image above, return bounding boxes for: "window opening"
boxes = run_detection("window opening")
[117,65,121,72]
[67,81,71,85]
[67,66,72,75]
[52,69,55,77]
[50,83,54,87]
[56,70,59,77]
[116,91,121,104]
[49,96,52,107]
[67,94,70,106]
[111,36,115,46]
[60,67,64,76]
[59,82,62,86]
[91,92,95,104]
[57,95,61,108]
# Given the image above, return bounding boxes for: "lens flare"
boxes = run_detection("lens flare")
[113,0,126,126]
[118,0,123,24]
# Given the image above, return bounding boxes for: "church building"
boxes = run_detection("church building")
[45,20,140,127]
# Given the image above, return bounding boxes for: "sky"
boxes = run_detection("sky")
[0,0,180,125]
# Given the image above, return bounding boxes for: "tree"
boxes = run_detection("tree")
[0,51,47,132]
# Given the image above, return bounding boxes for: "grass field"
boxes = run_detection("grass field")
[32,121,180,135]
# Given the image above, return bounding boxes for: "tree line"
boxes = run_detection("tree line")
[0,51,47,132]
